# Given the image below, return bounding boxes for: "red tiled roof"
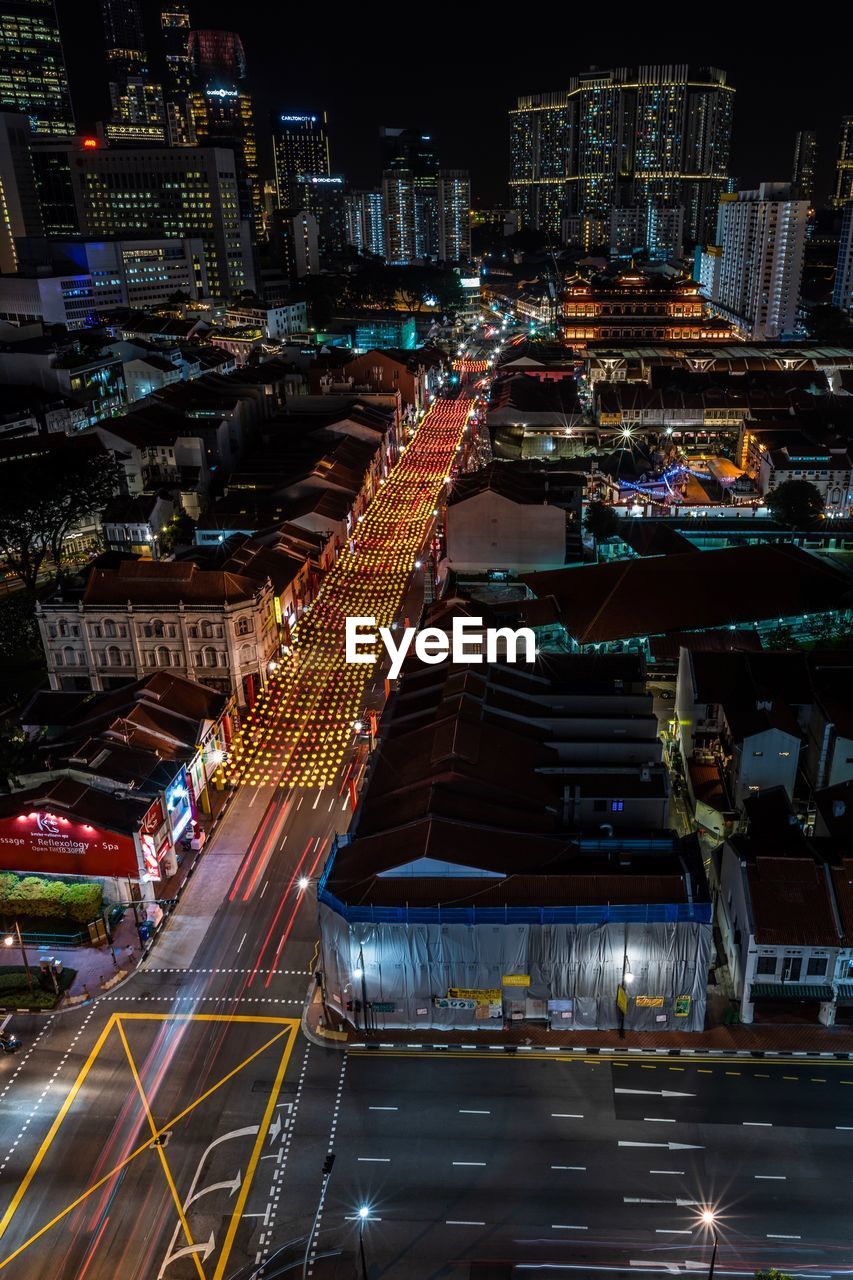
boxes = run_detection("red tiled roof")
[747,856,842,946]
[83,560,261,606]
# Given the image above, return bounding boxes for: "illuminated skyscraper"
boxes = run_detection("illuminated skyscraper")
[792,129,817,203]
[100,0,169,142]
[0,0,74,136]
[833,202,853,314]
[344,189,386,257]
[272,112,330,207]
[188,29,261,239]
[833,117,853,208]
[437,170,471,262]
[160,2,194,145]
[510,65,734,246]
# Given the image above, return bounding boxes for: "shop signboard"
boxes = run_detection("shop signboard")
[165,768,193,841]
[448,988,501,1004]
[616,985,629,1014]
[674,995,691,1017]
[435,997,477,1010]
[635,995,665,1008]
[501,974,530,987]
[0,810,138,877]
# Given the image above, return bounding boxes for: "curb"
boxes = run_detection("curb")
[301,984,349,1049]
[344,1041,853,1061]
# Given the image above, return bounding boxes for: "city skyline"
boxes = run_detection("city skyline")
[55,0,851,203]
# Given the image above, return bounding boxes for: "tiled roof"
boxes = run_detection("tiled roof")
[747,856,842,947]
[83,560,261,606]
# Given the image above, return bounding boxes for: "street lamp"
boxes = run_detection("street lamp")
[357,1205,370,1280]
[3,923,32,991]
[698,1207,718,1280]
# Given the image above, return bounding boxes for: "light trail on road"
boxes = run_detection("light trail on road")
[226,395,474,790]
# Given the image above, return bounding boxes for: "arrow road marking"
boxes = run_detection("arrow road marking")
[618,1141,704,1151]
[159,1232,215,1276]
[615,1089,695,1098]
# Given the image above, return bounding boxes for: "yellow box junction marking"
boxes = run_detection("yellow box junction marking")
[0,1013,298,1279]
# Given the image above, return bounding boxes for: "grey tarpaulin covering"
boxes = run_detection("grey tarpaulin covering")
[319,903,711,1032]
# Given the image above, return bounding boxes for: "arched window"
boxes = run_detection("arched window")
[103,619,116,638]
[156,646,171,667]
[240,643,255,664]
[236,616,251,637]
[200,620,213,639]
[151,619,165,638]
[107,645,122,667]
[203,646,217,667]
[59,620,69,637]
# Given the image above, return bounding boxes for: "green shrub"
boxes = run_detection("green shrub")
[61,882,102,924]
[7,877,53,918]
[0,873,19,911]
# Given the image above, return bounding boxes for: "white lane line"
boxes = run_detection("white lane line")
[260,880,269,898]
[296,796,304,811]
[345,1215,383,1222]
[743,1121,772,1127]
[312,791,321,811]
[328,796,336,812]
[656,1229,692,1235]
[552,1224,588,1231]
[236,931,247,954]
[551,1165,586,1171]
[459,1109,491,1115]
[452,1161,486,1166]
[643,1117,676,1123]
[368,1106,398,1112]
[446,1220,484,1227]
[0,1015,11,1034]
[357,1157,390,1163]
[767,1233,801,1239]
[551,1113,584,1119]
[836,1125,853,1131]
[649,1170,684,1175]
[754,1175,786,1180]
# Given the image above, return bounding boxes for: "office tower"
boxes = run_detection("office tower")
[160,3,194,145]
[0,113,43,272]
[0,0,74,137]
[833,117,853,208]
[344,189,386,257]
[274,208,320,279]
[188,29,261,239]
[30,137,254,296]
[710,183,808,339]
[833,202,853,314]
[272,113,330,207]
[437,170,471,261]
[101,0,147,110]
[792,130,817,203]
[509,65,734,246]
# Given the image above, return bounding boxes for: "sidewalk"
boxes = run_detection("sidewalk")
[302,987,853,1058]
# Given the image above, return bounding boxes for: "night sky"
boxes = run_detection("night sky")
[56,1,850,207]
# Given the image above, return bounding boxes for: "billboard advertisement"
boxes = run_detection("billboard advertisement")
[0,810,138,878]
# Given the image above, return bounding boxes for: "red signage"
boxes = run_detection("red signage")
[0,811,138,878]
[141,798,165,837]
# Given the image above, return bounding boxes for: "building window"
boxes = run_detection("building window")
[157,646,170,667]
[752,751,763,757]
[756,956,777,976]
[107,646,122,667]
[806,956,827,978]
[593,799,606,813]
[611,800,624,812]
[236,616,251,636]
[203,646,217,667]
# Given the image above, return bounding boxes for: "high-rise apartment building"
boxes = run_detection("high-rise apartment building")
[0,0,74,137]
[159,3,194,145]
[833,117,853,208]
[29,137,254,297]
[289,173,345,258]
[382,168,416,264]
[437,170,471,262]
[709,182,808,340]
[510,66,734,246]
[381,126,440,260]
[188,30,261,237]
[344,189,386,258]
[272,113,330,207]
[792,130,817,203]
[833,202,853,314]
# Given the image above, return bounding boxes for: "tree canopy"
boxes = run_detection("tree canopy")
[0,443,122,591]
[584,501,621,558]
[765,479,825,530]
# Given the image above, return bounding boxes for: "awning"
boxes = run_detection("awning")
[835,981,853,1000]
[750,983,834,1001]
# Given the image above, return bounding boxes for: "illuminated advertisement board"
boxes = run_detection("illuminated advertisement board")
[165,768,193,842]
[0,811,138,877]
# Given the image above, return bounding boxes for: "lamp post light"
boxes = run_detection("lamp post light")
[3,922,33,991]
[618,942,632,1039]
[357,1205,370,1280]
[699,1207,718,1280]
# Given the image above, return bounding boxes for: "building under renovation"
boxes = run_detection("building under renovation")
[318,655,712,1033]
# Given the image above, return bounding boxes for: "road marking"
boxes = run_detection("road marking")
[767,1234,801,1239]
[446,1220,484,1227]
[237,932,247,954]
[743,1121,772,1127]
[260,881,268,899]
[619,1142,703,1151]
[615,1089,694,1098]
[368,1106,398,1111]
[835,1125,853,1131]
[552,1224,588,1231]
[649,1170,684,1175]
[0,1016,10,1035]
[0,1015,298,1279]
[551,1113,584,1119]
[452,1161,486,1167]
[754,1175,786,1180]
[459,1109,490,1115]
[551,1166,586,1171]
[643,1117,676,1123]
[357,1157,390,1163]
[656,1229,692,1235]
